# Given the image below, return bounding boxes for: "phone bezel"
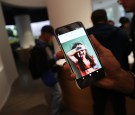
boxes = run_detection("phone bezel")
[55,21,105,89]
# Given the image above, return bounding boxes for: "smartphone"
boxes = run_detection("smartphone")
[55,21,105,89]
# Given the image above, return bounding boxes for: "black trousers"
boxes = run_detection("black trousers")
[91,86,127,115]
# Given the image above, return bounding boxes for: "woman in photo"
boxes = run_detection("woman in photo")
[67,42,98,76]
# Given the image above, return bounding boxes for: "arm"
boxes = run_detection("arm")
[89,35,134,94]
[87,35,135,96]
[67,49,78,63]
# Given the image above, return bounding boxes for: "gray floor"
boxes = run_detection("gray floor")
[0,77,74,115]
[0,56,75,115]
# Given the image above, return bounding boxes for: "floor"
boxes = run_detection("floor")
[0,52,135,115]
[0,54,75,115]
[0,76,75,115]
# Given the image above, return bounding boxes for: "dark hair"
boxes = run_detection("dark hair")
[91,9,108,25]
[72,43,95,71]
[41,25,54,35]
[119,17,129,25]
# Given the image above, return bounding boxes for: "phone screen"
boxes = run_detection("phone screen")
[55,22,104,88]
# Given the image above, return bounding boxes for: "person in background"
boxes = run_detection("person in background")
[119,16,131,37]
[36,25,62,115]
[86,9,131,115]
[118,0,135,71]
[108,20,115,26]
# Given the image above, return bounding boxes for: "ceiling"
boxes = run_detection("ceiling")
[1,0,117,25]
[1,2,49,25]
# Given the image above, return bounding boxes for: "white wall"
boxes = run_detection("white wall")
[46,0,93,29]
[0,2,18,110]
[0,69,11,109]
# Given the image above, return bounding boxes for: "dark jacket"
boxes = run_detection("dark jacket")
[35,39,58,86]
[87,23,131,70]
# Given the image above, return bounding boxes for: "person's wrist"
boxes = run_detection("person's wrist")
[113,69,134,94]
[128,71,135,99]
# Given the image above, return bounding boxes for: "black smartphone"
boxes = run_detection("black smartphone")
[55,21,105,89]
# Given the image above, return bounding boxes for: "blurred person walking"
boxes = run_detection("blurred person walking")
[118,0,135,71]
[119,16,131,38]
[29,25,62,115]
[87,9,131,115]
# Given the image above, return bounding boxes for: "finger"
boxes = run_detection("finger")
[63,63,70,71]
[65,73,76,80]
[63,63,76,80]
[94,78,114,90]
[56,51,64,59]
[70,73,76,80]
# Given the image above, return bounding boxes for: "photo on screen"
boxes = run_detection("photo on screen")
[61,34,102,78]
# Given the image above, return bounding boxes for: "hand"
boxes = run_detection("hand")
[56,34,120,82]
[56,35,134,94]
